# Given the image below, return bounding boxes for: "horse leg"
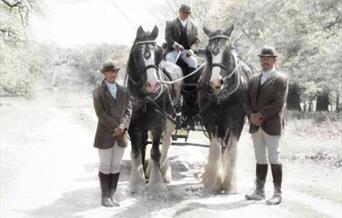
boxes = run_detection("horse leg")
[222,130,238,194]
[128,129,145,194]
[147,130,167,192]
[203,133,223,193]
[141,131,148,178]
[160,119,175,183]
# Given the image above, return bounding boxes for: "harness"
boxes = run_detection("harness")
[207,35,242,103]
[129,39,182,125]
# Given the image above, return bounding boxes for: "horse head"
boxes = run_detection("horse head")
[203,24,238,95]
[128,25,163,95]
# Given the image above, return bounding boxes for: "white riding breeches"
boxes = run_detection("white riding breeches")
[251,128,281,164]
[98,143,125,174]
[165,50,197,68]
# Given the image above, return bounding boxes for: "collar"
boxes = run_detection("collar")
[261,67,276,76]
[105,80,117,88]
[101,80,118,91]
[177,17,187,27]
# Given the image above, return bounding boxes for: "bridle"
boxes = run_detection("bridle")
[129,39,165,101]
[207,35,241,99]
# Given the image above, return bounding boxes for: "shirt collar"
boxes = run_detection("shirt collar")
[261,67,276,76]
[178,17,187,27]
[105,80,117,89]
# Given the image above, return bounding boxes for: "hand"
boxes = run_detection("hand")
[174,42,184,51]
[112,127,124,137]
[186,49,194,57]
[250,113,263,126]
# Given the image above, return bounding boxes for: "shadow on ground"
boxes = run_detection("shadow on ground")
[20,157,251,218]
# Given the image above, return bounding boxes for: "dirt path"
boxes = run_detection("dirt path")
[1,86,341,218]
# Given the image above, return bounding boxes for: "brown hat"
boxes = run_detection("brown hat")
[100,60,120,73]
[179,4,191,13]
[258,46,278,57]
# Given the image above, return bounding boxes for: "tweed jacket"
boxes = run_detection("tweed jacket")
[165,18,200,52]
[244,70,289,135]
[93,81,132,149]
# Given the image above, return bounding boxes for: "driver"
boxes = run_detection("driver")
[164,4,200,73]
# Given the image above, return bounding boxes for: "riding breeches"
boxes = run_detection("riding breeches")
[98,143,125,174]
[251,128,281,164]
[165,50,197,68]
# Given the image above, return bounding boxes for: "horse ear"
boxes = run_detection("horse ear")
[203,26,212,37]
[224,24,234,37]
[151,25,159,40]
[137,25,144,36]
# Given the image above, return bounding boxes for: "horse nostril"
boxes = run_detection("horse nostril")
[219,79,223,85]
[146,82,151,88]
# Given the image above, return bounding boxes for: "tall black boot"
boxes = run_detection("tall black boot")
[98,172,114,207]
[246,164,268,200]
[266,164,282,205]
[109,173,120,206]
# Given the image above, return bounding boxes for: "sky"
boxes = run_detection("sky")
[30,0,166,47]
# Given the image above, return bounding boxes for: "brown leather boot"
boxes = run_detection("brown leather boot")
[109,173,120,206]
[246,164,268,200]
[99,172,114,207]
[266,164,282,205]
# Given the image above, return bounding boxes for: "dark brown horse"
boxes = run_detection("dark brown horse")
[127,26,183,193]
[198,24,252,193]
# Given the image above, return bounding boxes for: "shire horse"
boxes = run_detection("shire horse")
[127,25,183,193]
[198,25,252,193]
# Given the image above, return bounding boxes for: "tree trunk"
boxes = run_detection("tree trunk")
[336,92,341,112]
[316,91,330,111]
[287,83,302,111]
[303,99,307,111]
[308,98,313,112]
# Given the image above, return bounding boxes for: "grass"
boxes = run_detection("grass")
[282,116,342,167]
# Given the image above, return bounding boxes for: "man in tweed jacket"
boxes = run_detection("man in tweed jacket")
[244,46,289,205]
[164,4,200,72]
[93,60,132,207]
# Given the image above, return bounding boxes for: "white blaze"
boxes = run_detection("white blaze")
[210,49,224,82]
[143,45,158,83]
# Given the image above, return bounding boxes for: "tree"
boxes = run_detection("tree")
[154,0,342,111]
[0,0,44,96]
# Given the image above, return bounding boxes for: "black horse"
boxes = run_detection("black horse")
[127,26,183,193]
[198,25,252,193]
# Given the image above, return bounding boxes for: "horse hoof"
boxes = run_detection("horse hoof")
[146,183,168,193]
[128,183,145,195]
[163,177,171,183]
[223,189,238,195]
[202,188,222,196]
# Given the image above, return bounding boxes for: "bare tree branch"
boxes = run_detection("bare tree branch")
[1,0,20,8]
